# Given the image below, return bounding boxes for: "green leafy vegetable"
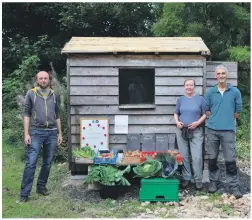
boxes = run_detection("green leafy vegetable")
[73,147,95,159]
[84,165,131,186]
[133,156,162,178]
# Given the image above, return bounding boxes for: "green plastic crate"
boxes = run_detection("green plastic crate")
[140,178,179,202]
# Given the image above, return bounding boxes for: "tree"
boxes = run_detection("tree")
[2,3,159,76]
[2,2,160,161]
[153,3,250,60]
[153,2,250,95]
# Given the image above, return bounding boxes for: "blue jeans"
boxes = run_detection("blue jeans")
[20,129,57,197]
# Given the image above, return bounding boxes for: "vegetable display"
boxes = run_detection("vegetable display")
[96,150,114,158]
[156,151,183,165]
[155,152,180,178]
[73,147,95,159]
[124,150,141,157]
[84,165,131,186]
[133,156,162,178]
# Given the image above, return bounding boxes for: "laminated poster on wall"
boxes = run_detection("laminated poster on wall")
[114,115,128,134]
[80,118,109,153]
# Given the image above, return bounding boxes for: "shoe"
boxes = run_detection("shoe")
[195,182,203,190]
[16,196,28,203]
[216,187,226,194]
[230,186,242,199]
[36,188,49,196]
[181,180,190,189]
[208,181,217,193]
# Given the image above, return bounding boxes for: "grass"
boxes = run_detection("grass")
[215,203,233,215]
[2,142,80,218]
[2,140,249,218]
[2,142,156,218]
[205,193,222,202]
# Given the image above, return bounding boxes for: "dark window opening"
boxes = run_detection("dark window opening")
[119,69,155,105]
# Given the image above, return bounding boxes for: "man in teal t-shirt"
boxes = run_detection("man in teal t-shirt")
[205,64,242,199]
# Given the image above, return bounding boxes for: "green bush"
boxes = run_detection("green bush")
[2,105,68,162]
[55,89,68,162]
[3,106,24,145]
[236,96,250,160]
[237,96,250,141]
[2,55,40,111]
[2,128,24,147]
[2,72,69,163]
[236,140,250,160]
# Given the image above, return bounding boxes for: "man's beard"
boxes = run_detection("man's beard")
[38,83,49,89]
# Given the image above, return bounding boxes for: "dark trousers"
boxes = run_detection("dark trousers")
[206,128,239,187]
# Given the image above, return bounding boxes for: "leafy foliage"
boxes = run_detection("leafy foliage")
[153,3,250,60]
[2,3,159,161]
[133,156,162,178]
[2,2,250,162]
[2,55,40,110]
[84,165,131,186]
[153,2,250,144]
[237,96,250,141]
[229,46,250,63]
[236,140,250,160]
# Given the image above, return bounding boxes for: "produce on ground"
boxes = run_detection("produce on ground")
[133,156,162,178]
[84,165,131,186]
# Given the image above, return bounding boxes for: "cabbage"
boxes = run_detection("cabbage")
[133,156,162,178]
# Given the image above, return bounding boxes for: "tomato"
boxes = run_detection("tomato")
[176,153,183,164]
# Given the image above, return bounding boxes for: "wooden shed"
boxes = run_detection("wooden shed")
[61,37,238,174]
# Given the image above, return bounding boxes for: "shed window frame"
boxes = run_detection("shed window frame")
[118,67,155,109]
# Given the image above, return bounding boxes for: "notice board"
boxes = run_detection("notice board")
[80,118,109,152]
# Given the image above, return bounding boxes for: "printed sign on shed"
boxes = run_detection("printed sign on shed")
[114,115,128,134]
[142,134,156,151]
[80,118,109,152]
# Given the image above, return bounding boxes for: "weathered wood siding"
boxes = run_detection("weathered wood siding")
[69,55,205,151]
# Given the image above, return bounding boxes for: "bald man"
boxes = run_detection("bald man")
[18,71,62,203]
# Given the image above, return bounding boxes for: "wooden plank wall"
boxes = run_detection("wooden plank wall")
[69,54,205,152]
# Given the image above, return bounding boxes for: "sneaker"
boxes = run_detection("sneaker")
[208,181,217,193]
[181,180,190,189]
[16,196,28,203]
[195,182,203,190]
[230,186,242,199]
[36,188,49,196]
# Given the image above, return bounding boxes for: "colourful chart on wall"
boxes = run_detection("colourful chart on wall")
[80,118,109,152]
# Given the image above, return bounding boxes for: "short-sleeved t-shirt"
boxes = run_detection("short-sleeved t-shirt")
[174,95,206,126]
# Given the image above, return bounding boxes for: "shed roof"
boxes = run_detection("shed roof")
[61,37,210,55]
